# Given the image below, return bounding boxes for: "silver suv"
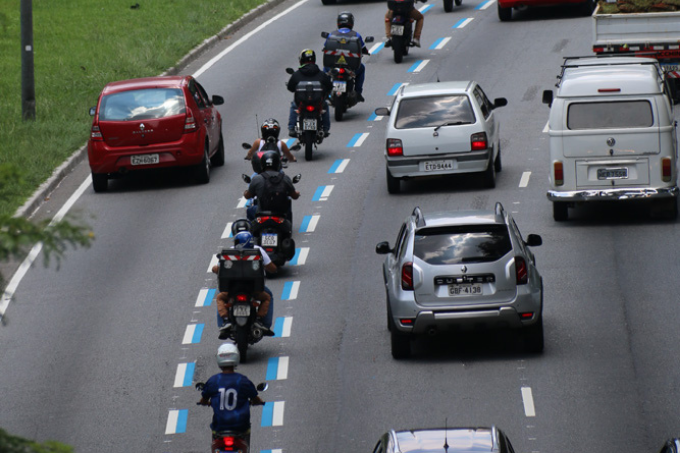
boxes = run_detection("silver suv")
[376,204,543,359]
[372,426,519,453]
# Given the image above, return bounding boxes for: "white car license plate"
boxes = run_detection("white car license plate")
[391,25,405,36]
[303,119,317,131]
[233,304,250,317]
[130,154,159,166]
[422,160,455,172]
[597,167,628,180]
[261,233,278,247]
[449,284,483,296]
[333,81,347,93]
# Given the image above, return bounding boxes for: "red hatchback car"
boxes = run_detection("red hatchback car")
[87,76,224,192]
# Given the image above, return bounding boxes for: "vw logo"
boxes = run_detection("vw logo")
[139,123,146,131]
[606,137,616,147]
[461,265,467,274]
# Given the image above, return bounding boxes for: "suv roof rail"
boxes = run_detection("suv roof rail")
[494,202,505,220]
[412,206,426,227]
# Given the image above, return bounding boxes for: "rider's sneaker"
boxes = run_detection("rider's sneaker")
[288,129,297,138]
[254,320,275,337]
[357,93,365,103]
[385,38,392,48]
[218,322,232,340]
[413,38,421,47]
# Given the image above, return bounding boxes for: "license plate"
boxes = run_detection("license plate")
[391,25,405,36]
[130,154,159,166]
[302,119,317,131]
[662,64,679,72]
[449,284,483,296]
[422,160,455,172]
[261,233,278,247]
[233,304,250,317]
[333,81,347,93]
[597,167,628,180]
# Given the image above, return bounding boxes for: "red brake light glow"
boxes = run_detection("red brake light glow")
[515,256,528,285]
[235,294,248,302]
[401,262,414,290]
[470,132,487,151]
[305,105,315,112]
[386,138,403,157]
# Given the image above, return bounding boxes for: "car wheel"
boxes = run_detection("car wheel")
[390,329,411,359]
[386,167,401,194]
[494,145,502,172]
[483,157,496,188]
[444,0,454,12]
[210,132,225,167]
[194,145,211,184]
[523,315,544,353]
[498,3,512,21]
[92,172,108,193]
[553,201,568,221]
[386,299,393,332]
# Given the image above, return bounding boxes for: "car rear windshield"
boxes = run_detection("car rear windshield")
[395,95,475,129]
[567,100,653,130]
[99,88,186,121]
[414,225,512,265]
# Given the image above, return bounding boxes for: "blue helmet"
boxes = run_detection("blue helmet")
[234,231,255,248]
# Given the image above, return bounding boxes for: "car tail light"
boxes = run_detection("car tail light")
[401,262,413,290]
[662,157,673,182]
[235,294,248,302]
[470,132,487,151]
[305,105,316,112]
[515,256,528,285]
[184,110,198,132]
[399,318,414,326]
[387,138,403,157]
[90,124,103,141]
[519,312,534,319]
[553,161,564,186]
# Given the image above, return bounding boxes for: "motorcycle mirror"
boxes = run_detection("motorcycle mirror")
[292,174,302,184]
[256,383,268,392]
[321,31,329,38]
[365,36,375,43]
[195,382,205,391]
[241,142,251,149]
[242,174,252,184]
[286,67,295,75]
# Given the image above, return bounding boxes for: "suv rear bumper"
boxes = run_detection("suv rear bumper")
[547,186,679,202]
[395,306,539,334]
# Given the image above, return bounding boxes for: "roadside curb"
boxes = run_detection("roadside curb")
[15,0,289,220]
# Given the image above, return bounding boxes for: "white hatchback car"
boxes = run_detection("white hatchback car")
[375,81,507,193]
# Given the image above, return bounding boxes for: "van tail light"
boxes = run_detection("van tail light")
[470,132,487,151]
[662,157,673,182]
[184,110,198,132]
[553,161,564,186]
[387,138,403,157]
[515,256,528,285]
[401,262,413,290]
[90,124,103,141]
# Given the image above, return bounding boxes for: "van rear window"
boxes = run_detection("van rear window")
[567,100,653,130]
[100,88,186,121]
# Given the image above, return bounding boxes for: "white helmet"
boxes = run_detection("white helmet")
[216,343,240,368]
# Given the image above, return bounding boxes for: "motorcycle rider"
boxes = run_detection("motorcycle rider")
[323,11,370,102]
[212,227,277,339]
[287,49,333,138]
[245,118,297,166]
[243,151,300,223]
[198,343,264,450]
[384,0,425,48]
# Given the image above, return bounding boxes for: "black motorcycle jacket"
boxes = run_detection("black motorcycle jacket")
[286,63,333,95]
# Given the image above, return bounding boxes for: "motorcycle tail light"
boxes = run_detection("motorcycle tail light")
[305,105,315,112]
[515,256,528,285]
[90,124,103,141]
[401,262,413,290]
[662,157,672,182]
[470,132,487,151]
[223,437,235,447]
[386,138,403,157]
[553,161,564,186]
[271,216,284,223]
[236,294,248,302]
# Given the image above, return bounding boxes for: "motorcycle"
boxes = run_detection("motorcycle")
[320,31,374,121]
[286,67,326,161]
[196,382,267,453]
[241,172,301,268]
[387,0,426,63]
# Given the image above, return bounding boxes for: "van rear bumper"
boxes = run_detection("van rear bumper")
[547,186,679,202]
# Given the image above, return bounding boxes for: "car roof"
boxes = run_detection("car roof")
[101,76,189,95]
[417,209,505,228]
[394,428,496,453]
[400,81,473,98]
[559,57,663,97]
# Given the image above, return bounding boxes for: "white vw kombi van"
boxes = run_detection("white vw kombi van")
[542,56,678,221]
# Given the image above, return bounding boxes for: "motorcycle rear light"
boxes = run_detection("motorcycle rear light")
[662,157,672,182]
[223,437,235,447]
[470,132,487,151]
[236,294,248,302]
[515,256,528,285]
[519,312,534,319]
[386,138,403,157]
[184,110,197,132]
[305,105,315,112]
[553,161,564,186]
[90,124,103,140]
[256,216,284,224]
[401,262,413,290]
[339,68,345,74]
[399,318,414,326]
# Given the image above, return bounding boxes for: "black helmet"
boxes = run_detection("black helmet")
[299,48,316,65]
[261,150,281,171]
[261,118,280,141]
[231,218,251,236]
[337,11,354,30]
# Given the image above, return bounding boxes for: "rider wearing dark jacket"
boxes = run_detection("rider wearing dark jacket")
[287,49,333,137]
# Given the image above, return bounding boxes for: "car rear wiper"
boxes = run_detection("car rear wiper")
[433,121,470,132]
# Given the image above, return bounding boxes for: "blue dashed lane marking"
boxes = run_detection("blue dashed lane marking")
[388,83,405,96]
[312,185,334,201]
[182,324,204,344]
[407,60,429,73]
[476,0,494,9]
[347,133,369,147]
[420,3,433,12]
[195,288,216,307]
[430,37,451,50]
[370,42,385,55]
[273,317,293,337]
[299,215,320,232]
[174,363,195,387]
[165,409,188,434]
[266,356,290,380]
[328,159,350,173]
[281,281,300,300]
[453,18,474,28]
[261,401,285,427]
[289,247,309,265]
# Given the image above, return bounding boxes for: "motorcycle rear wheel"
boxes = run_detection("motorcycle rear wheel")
[304,131,314,161]
[236,328,248,363]
[334,98,346,121]
[392,36,405,63]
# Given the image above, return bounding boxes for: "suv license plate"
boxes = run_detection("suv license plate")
[597,167,628,180]
[391,25,405,36]
[303,119,317,131]
[233,304,250,317]
[422,160,454,172]
[449,284,483,296]
[333,81,347,93]
[261,233,278,247]
[131,154,159,166]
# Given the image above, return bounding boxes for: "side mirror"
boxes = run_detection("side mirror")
[365,36,375,43]
[212,95,225,106]
[286,67,295,75]
[321,31,329,38]
[493,98,507,108]
[89,106,96,116]
[256,382,268,392]
[292,174,302,184]
[374,107,390,116]
[526,234,542,247]
[376,241,393,255]
[241,142,251,150]
[195,382,205,391]
[542,90,553,106]
[242,174,252,184]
